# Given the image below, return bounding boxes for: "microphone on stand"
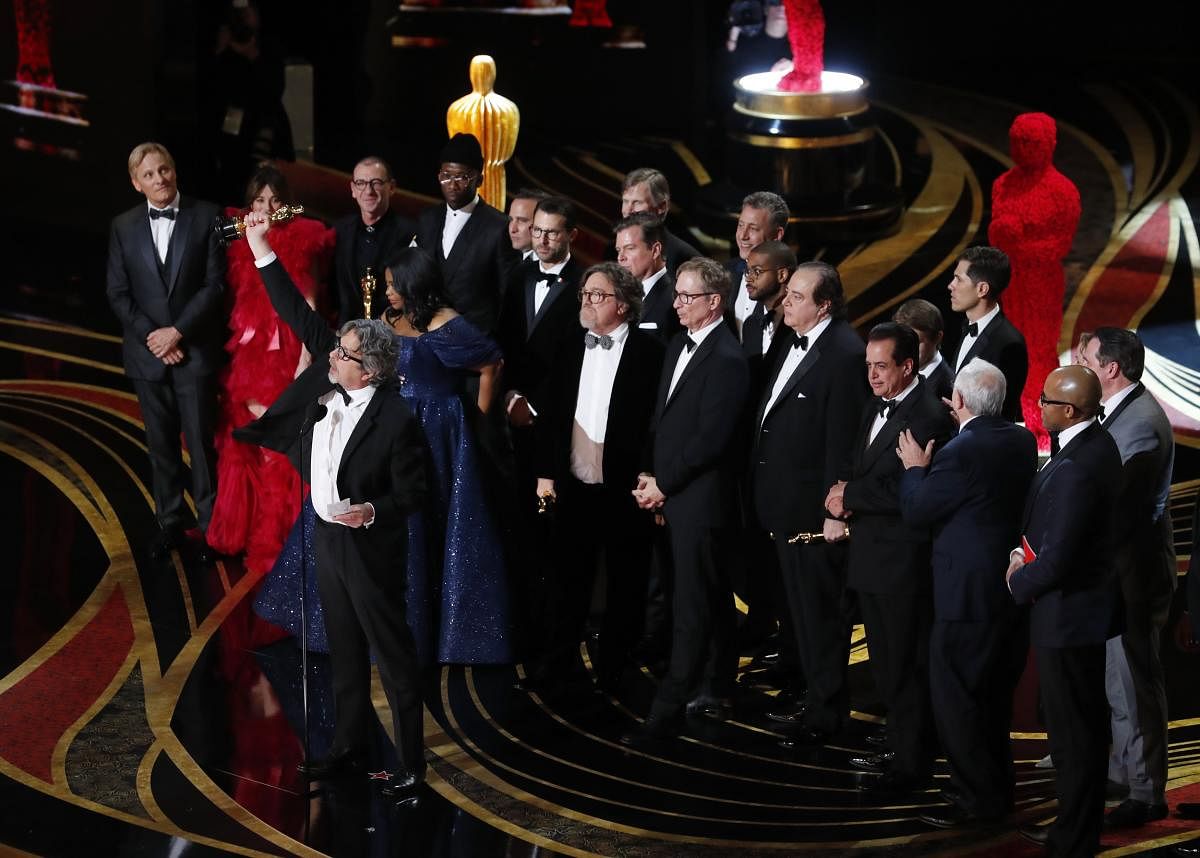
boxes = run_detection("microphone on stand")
[298,397,327,814]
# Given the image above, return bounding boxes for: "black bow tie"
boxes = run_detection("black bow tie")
[1049,432,1060,457]
[149,207,176,221]
[685,336,698,353]
[585,332,614,350]
[792,333,808,351]
[331,383,352,406]
[965,321,979,337]
[877,397,897,417]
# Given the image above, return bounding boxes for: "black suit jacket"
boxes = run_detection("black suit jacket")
[1009,421,1123,647]
[650,323,748,527]
[416,200,517,333]
[662,227,700,277]
[741,300,792,397]
[234,258,427,577]
[751,320,869,534]
[901,415,1038,621]
[332,209,416,325]
[843,379,956,594]
[922,356,955,401]
[106,196,225,380]
[949,312,1028,422]
[496,256,585,410]
[534,326,665,494]
[637,269,683,343]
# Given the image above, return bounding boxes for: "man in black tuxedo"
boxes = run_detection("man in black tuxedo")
[897,358,1037,828]
[894,298,954,401]
[751,262,869,745]
[1078,328,1176,828]
[507,187,547,264]
[415,133,518,333]
[726,191,789,339]
[619,168,699,275]
[826,322,955,794]
[623,258,749,741]
[332,155,416,325]
[106,142,225,559]
[614,212,682,343]
[237,213,428,794]
[947,246,1028,422]
[1007,365,1122,857]
[741,240,796,385]
[523,263,665,691]
[497,196,586,648]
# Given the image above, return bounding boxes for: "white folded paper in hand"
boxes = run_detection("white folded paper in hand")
[327,499,351,517]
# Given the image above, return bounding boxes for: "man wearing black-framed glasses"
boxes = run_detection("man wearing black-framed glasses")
[333,155,415,325]
[415,133,517,334]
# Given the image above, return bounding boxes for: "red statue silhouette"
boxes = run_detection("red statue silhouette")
[779,0,824,92]
[989,112,1080,451]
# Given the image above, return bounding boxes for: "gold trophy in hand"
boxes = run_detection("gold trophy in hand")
[214,204,305,245]
[360,267,376,319]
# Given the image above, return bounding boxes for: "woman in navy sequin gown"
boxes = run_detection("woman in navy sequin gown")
[254,248,513,665]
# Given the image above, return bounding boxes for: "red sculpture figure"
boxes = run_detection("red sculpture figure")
[779,0,823,92]
[15,0,56,88]
[989,112,1081,451]
[569,0,612,28]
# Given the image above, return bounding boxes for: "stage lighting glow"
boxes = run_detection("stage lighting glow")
[736,70,865,95]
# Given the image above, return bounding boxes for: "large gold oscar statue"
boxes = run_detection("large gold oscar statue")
[446,55,519,208]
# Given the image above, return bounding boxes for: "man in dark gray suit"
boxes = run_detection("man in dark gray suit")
[106,142,224,559]
[1078,327,1176,829]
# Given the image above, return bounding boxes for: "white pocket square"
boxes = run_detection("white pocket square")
[638,322,658,329]
[796,391,807,399]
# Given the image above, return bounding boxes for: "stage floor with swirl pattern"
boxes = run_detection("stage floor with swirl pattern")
[1,68,1200,857]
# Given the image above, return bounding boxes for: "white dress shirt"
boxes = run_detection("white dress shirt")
[956,304,1000,370]
[571,322,629,483]
[762,317,831,421]
[867,375,919,446]
[732,272,754,336]
[148,192,181,264]
[667,316,723,400]
[441,195,480,259]
[310,383,377,524]
[533,254,571,315]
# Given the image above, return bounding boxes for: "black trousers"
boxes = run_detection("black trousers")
[131,371,217,533]
[859,590,936,778]
[314,520,423,775]
[930,613,1028,816]
[1038,643,1108,858]
[776,535,850,734]
[540,477,653,682]
[650,521,737,717]
[641,525,674,651]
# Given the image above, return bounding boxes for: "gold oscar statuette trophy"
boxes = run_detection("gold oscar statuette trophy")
[360,267,376,320]
[214,204,305,245]
[446,55,519,208]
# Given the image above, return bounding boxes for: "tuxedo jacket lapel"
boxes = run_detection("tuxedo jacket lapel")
[164,201,193,296]
[530,276,566,332]
[758,341,820,426]
[338,390,385,474]
[860,391,918,470]
[442,204,486,281]
[135,213,161,289]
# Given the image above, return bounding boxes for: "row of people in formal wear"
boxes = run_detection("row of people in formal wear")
[106,134,1183,840]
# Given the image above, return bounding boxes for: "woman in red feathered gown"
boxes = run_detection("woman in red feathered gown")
[206,164,335,575]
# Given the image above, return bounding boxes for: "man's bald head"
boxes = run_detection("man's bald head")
[1041,365,1102,430]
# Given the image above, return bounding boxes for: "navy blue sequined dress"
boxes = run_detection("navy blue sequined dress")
[254,315,514,665]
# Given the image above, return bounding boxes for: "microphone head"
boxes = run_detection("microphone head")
[311,404,328,423]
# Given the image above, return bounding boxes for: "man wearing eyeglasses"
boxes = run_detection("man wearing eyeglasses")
[236,212,428,799]
[751,262,869,748]
[621,258,748,743]
[1006,365,1122,857]
[725,191,789,339]
[518,262,665,693]
[496,196,586,648]
[333,156,415,325]
[415,133,517,333]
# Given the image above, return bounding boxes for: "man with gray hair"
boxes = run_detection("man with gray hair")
[236,213,429,799]
[619,167,700,275]
[726,191,789,338]
[1078,327,1175,829]
[896,358,1038,829]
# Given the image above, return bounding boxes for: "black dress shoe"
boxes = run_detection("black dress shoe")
[940,786,965,807]
[195,537,219,564]
[380,770,423,797]
[1105,778,1130,801]
[620,713,682,746]
[1170,845,1200,856]
[849,751,893,772]
[865,727,888,748]
[1018,823,1052,846]
[685,696,733,721]
[778,726,830,749]
[1105,798,1168,828]
[765,705,807,726]
[149,527,184,561]
[1178,803,1200,820]
[919,803,1001,829]
[857,770,924,796]
[298,749,366,779]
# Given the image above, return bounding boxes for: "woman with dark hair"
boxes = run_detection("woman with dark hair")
[206,163,334,575]
[255,246,513,665]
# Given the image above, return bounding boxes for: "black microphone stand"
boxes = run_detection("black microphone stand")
[298,400,327,827]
